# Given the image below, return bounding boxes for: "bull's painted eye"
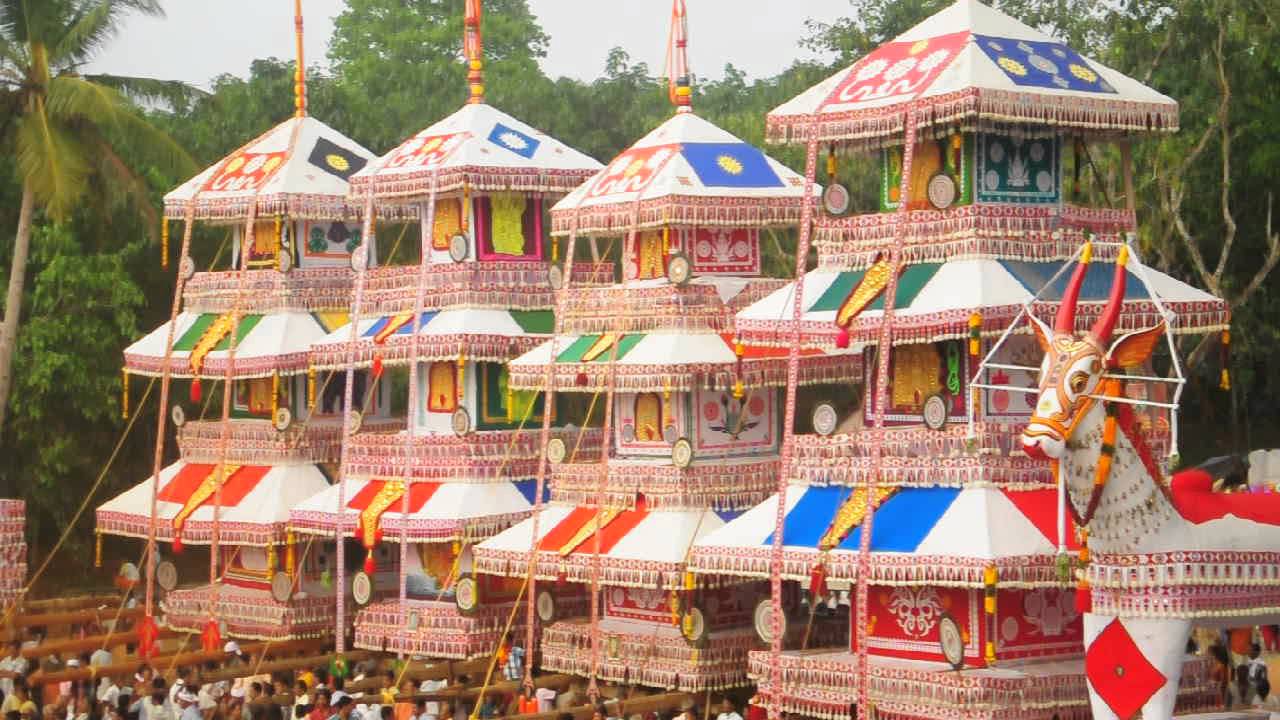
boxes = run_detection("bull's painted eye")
[1069,373,1089,394]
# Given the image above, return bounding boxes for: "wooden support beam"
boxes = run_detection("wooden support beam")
[26,638,329,685]
[20,628,180,659]
[10,606,145,629]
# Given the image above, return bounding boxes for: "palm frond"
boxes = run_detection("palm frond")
[46,72,126,125]
[108,102,196,179]
[51,0,162,67]
[14,98,91,217]
[80,121,160,229]
[83,73,204,109]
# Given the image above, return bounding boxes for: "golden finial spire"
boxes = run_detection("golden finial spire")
[465,0,485,104]
[294,0,307,117]
[665,0,692,113]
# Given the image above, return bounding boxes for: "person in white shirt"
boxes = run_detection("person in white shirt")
[176,689,203,720]
[715,699,743,720]
[0,642,27,697]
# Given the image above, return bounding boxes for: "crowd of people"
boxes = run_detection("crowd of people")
[0,629,756,720]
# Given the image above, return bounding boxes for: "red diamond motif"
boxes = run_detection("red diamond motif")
[1085,619,1167,720]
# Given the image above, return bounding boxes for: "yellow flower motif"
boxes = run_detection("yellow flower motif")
[998,56,1028,76]
[1069,63,1098,83]
[909,39,930,55]
[716,154,744,175]
[421,136,443,152]
[326,154,350,172]
[623,158,645,178]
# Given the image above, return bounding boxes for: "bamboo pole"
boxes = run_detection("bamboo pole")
[27,638,329,685]
[19,628,180,659]
[10,606,145,629]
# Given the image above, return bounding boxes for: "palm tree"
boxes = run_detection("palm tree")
[0,0,196,432]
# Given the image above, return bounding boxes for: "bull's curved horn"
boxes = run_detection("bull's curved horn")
[1091,245,1129,343]
[1055,242,1092,333]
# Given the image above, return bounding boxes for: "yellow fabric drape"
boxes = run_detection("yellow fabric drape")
[490,194,527,256]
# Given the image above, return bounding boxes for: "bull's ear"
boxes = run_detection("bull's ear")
[1027,314,1052,353]
[1107,322,1166,369]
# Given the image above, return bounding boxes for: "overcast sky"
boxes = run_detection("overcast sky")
[86,1,852,90]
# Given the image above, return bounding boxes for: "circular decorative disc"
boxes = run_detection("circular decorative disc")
[536,590,556,623]
[271,571,294,603]
[823,183,852,216]
[662,424,679,445]
[671,438,694,469]
[546,437,567,465]
[681,606,707,646]
[451,407,472,436]
[939,613,964,670]
[922,393,949,431]
[273,406,293,432]
[170,404,186,428]
[548,265,565,291]
[754,598,783,644]
[927,173,958,210]
[448,233,469,263]
[812,403,839,437]
[178,255,196,280]
[277,250,293,274]
[347,410,363,435]
[666,252,693,286]
[455,574,480,615]
[620,424,636,443]
[350,244,368,272]
[156,561,178,592]
[352,571,372,606]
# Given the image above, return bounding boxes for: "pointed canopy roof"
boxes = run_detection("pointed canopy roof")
[164,115,378,222]
[767,0,1179,147]
[347,103,603,205]
[550,112,813,235]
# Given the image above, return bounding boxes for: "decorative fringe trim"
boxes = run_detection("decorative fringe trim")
[349,166,595,203]
[310,334,545,372]
[737,300,1230,350]
[339,427,603,482]
[290,509,529,545]
[815,204,1134,270]
[160,584,344,641]
[746,650,1213,720]
[766,87,1179,149]
[353,595,590,660]
[176,419,346,465]
[686,546,1070,588]
[551,280,783,338]
[358,262,614,318]
[473,548,703,591]
[548,457,779,512]
[96,512,288,547]
[1085,551,1280,617]
[183,267,355,315]
[508,352,861,394]
[124,352,313,380]
[550,195,812,236]
[540,621,756,692]
[162,192,391,223]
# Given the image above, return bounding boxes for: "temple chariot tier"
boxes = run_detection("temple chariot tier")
[471,0,858,693]
[685,1,1230,719]
[287,0,605,661]
[95,2,389,645]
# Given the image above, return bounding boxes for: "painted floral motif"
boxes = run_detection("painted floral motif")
[1022,588,1079,637]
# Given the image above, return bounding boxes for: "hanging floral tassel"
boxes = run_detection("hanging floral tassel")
[1076,528,1092,613]
[456,352,466,401]
[307,367,317,409]
[161,218,170,269]
[968,313,982,357]
[286,531,297,579]
[200,619,221,653]
[271,372,280,418]
[372,353,384,380]
[121,370,130,420]
[138,614,160,659]
[172,535,184,554]
[190,378,202,405]
[94,530,103,569]
[983,565,997,665]
[835,324,851,349]
[364,548,376,576]
[1220,329,1230,391]
[808,562,827,599]
[826,145,837,180]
